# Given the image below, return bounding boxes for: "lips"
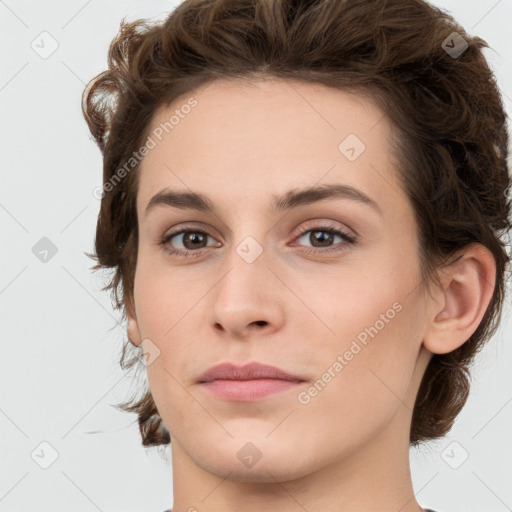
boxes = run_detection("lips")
[197,361,304,383]
[197,362,305,401]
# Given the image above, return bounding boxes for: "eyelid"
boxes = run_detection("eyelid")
[161,218,353,243]
[290,218,355,239]
[161,222,222,242]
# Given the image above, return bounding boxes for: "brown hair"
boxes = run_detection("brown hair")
[82,0,511,447]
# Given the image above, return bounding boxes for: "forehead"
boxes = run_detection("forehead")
[137,77,403,217]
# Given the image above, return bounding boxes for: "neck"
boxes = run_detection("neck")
[169,408,422,512]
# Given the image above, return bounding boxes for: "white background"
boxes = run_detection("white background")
[1,1,511,511]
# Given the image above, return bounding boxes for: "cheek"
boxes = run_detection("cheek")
[301,303,423,440]
[133,261,207,383]
[133,251,200,337]
[308,247,424,388]
[300,254,417,344]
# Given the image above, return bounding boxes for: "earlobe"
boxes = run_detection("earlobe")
[126,300,142,347]
[423,243,496,355]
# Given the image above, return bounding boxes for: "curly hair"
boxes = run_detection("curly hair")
[82,0,511,447]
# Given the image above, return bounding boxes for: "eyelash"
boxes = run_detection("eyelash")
[159,223,356,258]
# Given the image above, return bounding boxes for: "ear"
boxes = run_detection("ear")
[126,296,142,347]
[423,243,496,355]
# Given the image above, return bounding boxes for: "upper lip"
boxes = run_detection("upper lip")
[197,362,304,383]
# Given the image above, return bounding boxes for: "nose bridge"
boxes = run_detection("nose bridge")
[218,229,270,303]
[207,223,285,336]
[222,211,271,272]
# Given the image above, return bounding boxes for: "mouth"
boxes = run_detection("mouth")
[197,362,305,402]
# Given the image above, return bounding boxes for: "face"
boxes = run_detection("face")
[128,77,432,482]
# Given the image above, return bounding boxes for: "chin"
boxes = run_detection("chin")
[189,433,322,483]
[200,453,312,484]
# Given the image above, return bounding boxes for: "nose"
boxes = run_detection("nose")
[206,239,286,340]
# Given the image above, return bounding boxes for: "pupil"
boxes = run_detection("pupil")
[186,232,204,248]
[313,230,332,247]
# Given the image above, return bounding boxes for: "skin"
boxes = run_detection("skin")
[126,77,496,512]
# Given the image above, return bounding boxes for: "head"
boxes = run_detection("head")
[83,0,510,474]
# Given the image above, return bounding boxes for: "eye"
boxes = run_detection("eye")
[159,226,221,258]
[159,222,357,259]
[292,223,356,254]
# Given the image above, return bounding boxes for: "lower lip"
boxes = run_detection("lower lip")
[200,379,303,401]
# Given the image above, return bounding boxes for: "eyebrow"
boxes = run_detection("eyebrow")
[143,183,382,218]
